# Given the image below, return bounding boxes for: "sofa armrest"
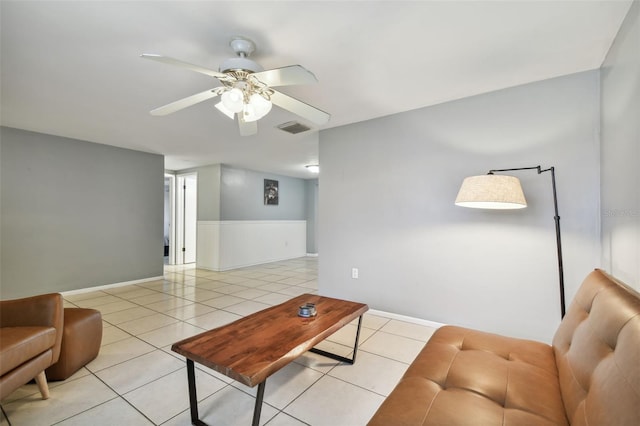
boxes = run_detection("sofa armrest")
[0,293,64,363]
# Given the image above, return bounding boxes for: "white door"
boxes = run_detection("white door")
[177,173,197,264]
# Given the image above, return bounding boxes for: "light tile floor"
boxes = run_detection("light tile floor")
[0,257,436,426]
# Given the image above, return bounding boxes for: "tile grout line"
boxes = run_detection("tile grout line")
[8,258,426,425]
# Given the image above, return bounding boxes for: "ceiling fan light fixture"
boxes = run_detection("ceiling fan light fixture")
[221,88,244,113]
[242,94,272,122]
[251,93,272,117]
[242,103,258,122]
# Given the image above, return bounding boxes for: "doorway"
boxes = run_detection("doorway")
[176,173,197,264]
[164,174,175,265]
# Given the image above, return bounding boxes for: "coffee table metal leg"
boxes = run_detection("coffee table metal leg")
[187,359,264,426]
[309,315,364,364]
[252,381,266,426]
[187,359,208,426]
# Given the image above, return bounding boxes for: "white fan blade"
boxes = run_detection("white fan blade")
[141,54,228,79]
[150,88,221,116]
[270,90,330,125]
[215,102,235,120]
[251,65,318,87]
[238,116,257,136]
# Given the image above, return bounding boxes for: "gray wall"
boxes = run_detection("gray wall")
[220,165,306,220]
[178,164,315,250]
[601,0,640,289]
[1,127,164,298]
[319,71,601,342]
[305,179,319,254]
[179,164,221,221]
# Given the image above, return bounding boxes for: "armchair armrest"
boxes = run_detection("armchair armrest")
[0,293,64,363]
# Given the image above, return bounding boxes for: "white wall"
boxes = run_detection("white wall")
[164,177,171,245]
[601,0,640,289]
[187,164,316,269]
[319,71,601,342]
[197,220,306,270]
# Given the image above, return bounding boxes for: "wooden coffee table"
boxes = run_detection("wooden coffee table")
[172,293,369,426]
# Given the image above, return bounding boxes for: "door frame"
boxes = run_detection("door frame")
[165,173,176,265]
[176,172,198,264]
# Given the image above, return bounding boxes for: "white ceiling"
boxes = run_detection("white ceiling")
[0,1,632,178]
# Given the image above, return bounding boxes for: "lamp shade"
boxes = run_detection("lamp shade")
[455,175,527,209]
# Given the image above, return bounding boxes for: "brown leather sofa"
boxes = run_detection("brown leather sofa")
[368,269,640,425]
[0,293,64,401]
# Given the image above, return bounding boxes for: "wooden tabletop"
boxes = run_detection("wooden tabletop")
[172,293,368,387]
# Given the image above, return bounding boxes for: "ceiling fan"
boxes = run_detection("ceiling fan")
[141,37,330,136]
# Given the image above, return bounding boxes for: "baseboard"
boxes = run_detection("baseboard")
[59,276,445,331]
[198,254,307,272]
[61,276,164,296]
[368,309,446,329]
[306,253,319,257]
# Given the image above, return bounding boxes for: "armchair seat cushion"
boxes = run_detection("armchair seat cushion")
[0,293,63,401]
[0,327,56,376]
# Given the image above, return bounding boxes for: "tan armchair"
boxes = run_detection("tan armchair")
[0,293,64,400]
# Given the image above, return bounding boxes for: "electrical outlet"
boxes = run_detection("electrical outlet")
[351,268,359,279]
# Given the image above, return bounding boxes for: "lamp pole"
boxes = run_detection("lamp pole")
[488,166,566,318]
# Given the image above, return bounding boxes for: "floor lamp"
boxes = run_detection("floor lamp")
[454,166,566,319]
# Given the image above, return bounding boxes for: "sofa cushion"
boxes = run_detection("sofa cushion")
[0,327,56,376]
[553,269,640,425]
[369,326,568,426]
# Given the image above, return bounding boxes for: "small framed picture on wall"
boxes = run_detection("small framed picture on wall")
[264,179,279,205]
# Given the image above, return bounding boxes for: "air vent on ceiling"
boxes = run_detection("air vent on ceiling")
[277,121,311,134]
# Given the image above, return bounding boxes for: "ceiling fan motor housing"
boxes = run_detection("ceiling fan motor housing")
[219,37,263,73]
[219,57,264,73]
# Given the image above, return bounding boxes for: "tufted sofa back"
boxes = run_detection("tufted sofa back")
[552,269,640,425]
